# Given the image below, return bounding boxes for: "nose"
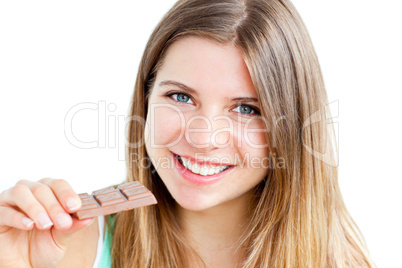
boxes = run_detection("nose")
[184,113,232,152]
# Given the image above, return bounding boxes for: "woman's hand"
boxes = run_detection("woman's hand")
[0,178,93,268]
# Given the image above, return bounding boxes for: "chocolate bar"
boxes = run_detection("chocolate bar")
[72,181,157,219]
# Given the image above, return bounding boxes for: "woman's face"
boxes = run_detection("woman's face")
[144,37,270,211]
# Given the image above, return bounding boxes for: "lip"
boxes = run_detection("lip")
[172,152,235,185]
[178,154,233,167]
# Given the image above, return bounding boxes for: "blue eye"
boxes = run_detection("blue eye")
[176,93,190,103]
[169,93,194,104]
[240,105,252,114]
[233,104,259,115]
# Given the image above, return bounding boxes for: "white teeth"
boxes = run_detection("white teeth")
[182,157,189,169]
[179,156,229,176]
[207,167,215,175]
[200,166,209,176]
[192,162,200,173]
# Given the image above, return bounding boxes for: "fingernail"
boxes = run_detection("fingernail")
[37,213,53,229]
[56,213,72,228]
[83,218,95,229]
[22,217,34,228]
[88,218,95,225]
[66,197,80,211]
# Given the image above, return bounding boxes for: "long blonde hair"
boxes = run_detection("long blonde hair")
[112,0,376,267]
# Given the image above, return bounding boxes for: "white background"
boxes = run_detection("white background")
[0,1,401,267]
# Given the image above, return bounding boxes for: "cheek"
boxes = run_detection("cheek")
[234,121,270,173]
[146,105,184,147]
[242,120,269,148]
[235,121,269,156]
[244,130,268,149]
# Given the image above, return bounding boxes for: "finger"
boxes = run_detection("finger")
[24,180,73,230]
[39,178,82,213]
[0,206,35,232]
[2,183,54,230]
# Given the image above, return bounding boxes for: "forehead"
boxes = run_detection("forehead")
[153,36,257,98]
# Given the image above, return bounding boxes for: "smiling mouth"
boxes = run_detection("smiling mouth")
[175,154,231,176]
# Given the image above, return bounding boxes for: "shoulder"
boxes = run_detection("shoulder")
[58,218,100,268]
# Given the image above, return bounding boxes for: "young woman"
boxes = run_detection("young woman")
[0,0,376,267]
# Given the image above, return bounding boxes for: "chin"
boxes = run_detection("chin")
[177,202,211,212]
[179,198,221,212]
[170,188,222,212]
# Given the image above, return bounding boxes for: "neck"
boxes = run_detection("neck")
[177,190,252,266]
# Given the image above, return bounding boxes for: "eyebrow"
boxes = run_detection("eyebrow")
[159,80,198,96]
[159,80,259,103]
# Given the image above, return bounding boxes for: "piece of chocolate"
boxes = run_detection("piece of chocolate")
[72,181,157,219]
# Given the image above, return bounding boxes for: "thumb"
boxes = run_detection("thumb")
[51,217,95,250]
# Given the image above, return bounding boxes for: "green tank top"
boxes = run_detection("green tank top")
[97,216,113,267]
